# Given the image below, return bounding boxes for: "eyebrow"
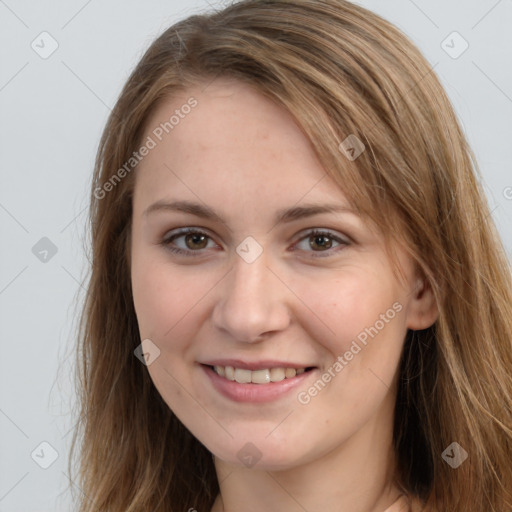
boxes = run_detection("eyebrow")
[143,199,356,226]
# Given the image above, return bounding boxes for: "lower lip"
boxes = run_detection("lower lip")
[201,364,316,403]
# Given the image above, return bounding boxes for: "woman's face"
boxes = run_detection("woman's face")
[130,78,436,469]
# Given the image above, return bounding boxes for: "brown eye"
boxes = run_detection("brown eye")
[161,228,216,256]
[309,234,334,251]
[294,229,350,258]
[184,232,209,250]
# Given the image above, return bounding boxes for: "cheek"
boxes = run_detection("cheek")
[290,271,407,433]
[299,268,403,350]
[131,257,206,403]
[293,266,408,407]
[131,254,213,348]
[132,261,174,337]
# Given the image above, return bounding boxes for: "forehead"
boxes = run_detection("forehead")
[133,78,354,220]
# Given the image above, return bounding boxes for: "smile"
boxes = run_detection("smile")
[211,365,312,384]
[201,364,317,403]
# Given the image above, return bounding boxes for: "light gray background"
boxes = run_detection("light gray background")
[0,0,511,510]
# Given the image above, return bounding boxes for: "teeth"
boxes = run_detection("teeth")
[214,365,225,377]
[285,368,297,378]
[212,365,310,384]
[269,368,285,382]
[225,366,235,381]
[251,369,271,384]
[234,368,252,383]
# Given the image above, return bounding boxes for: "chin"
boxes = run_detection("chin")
[208,437,312,471]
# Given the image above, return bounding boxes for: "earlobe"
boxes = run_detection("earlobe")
[406,278,439,331]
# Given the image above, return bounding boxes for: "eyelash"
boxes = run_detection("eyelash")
[160,227,350,258]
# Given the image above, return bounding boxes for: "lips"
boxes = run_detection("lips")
[199,362,318,403]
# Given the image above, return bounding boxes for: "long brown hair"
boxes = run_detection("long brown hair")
[68,1,512,510]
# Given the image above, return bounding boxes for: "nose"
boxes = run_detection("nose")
[211,249,291,343]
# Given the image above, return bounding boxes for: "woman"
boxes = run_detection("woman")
[69,1,512,511]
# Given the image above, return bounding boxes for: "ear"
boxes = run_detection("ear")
[406,276,439,331]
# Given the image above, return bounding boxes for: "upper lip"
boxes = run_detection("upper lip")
[200,359,315,371]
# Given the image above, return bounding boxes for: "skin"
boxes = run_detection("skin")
[130,77,438,512]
